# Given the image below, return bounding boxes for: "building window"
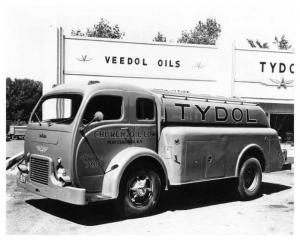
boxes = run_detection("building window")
[270,114,294,144]
[136,98,155,120]
[82,95,122,123]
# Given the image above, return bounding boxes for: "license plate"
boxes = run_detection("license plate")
[19,174,26,183]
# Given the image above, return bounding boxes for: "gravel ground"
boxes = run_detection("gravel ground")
[6,140,294,235]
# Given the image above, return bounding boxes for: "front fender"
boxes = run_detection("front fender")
[101,147,168,199]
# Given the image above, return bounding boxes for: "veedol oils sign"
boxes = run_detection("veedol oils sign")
[63,37,222,82]
[233,48,295,100]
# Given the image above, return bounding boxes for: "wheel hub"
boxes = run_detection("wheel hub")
[129,176,153,206]
[136,188,147,197]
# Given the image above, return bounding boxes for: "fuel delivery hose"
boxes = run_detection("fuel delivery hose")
[6,151,24,170]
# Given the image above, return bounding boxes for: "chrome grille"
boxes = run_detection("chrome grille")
[30,157,49,185]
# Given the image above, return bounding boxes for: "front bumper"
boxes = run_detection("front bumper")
[17,173,86,205]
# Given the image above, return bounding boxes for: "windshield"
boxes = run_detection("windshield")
[31,94,83,125]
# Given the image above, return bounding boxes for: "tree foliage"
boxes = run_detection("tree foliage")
[273,35,292,50]
[71,18,125,39]
[255,40,269,49]
[178,18,221,45]
[247,35,292,50]
[153,32,167,42]
[247,39,269,49]
[6,78,42,122]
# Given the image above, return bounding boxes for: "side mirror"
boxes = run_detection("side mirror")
[80,111,104,134]
[93,111,104,122]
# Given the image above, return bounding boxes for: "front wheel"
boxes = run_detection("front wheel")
[237,157,262,200]
[117,167,161,218]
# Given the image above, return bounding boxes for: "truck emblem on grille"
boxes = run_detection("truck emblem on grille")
[36,145,48,153]
[39,133,47,138]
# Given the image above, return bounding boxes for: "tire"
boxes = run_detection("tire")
[237,157,262,200]
[117,166,161,218]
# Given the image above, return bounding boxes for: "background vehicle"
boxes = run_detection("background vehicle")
[7,125,27,140]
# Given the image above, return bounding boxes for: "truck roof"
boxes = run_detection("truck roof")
[47,81,255,106]
[45,80,153,97]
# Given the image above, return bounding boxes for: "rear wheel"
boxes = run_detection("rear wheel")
[117,166,161,218]
[237,157,262,200]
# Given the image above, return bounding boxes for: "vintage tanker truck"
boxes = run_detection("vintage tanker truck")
[17,81,284,217]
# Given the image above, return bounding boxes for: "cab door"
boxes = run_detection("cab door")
[75,90,134,192]
[129,92,157,151]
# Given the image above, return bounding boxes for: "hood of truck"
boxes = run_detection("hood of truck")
[25,123,75,180]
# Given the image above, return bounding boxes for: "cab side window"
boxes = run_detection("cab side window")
[83,95,122,123]
[136,98,155,120]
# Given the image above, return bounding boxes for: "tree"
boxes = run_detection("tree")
[273,35,292,50]
[255,40,269,49]
[247,39,269,49]
[70,29,85,37]
[153,32,167,42]
[178,18,221,45]
[247,35,292,50]
[247,39,256,48]
[71,18,125,39]
[6,78,42,122]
